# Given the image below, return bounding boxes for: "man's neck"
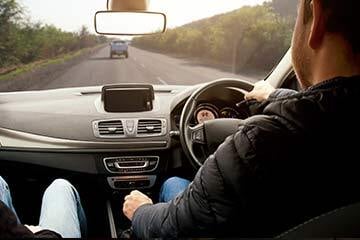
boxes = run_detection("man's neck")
[311,36,360,86]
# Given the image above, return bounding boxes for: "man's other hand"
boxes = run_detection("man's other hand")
[123,190,153,221]
[244,81,275,102]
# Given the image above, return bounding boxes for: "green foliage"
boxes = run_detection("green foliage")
[0,0,22,66]
[133,1,296,75]
[0,0,107,68]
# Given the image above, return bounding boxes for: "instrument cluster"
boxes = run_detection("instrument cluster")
[194,103,241,124]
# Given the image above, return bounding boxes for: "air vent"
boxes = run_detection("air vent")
[97,120,124,136]
[94,119,166,138]
[137,119,163,135]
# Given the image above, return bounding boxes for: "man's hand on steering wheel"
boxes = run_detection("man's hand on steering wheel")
[244,81,275,102]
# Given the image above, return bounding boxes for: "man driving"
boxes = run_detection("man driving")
[123,0,360,238]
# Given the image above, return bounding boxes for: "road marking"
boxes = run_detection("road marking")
[157,77,168,85]
[140,63,146,68]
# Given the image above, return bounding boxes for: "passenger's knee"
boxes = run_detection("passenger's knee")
[0,176,9,189]
[51,179,72,187]
[47,179,74,194]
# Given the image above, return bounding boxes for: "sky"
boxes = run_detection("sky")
[19,0,267,33]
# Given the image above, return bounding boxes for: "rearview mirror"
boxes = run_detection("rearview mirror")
[94,11,166,36]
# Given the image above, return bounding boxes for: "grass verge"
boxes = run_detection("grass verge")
[0,45,103,81]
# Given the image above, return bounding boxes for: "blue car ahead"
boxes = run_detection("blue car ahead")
[110,40,129,59]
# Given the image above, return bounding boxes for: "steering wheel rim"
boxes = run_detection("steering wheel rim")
[179,78,255,169]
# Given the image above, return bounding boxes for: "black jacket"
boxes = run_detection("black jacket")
[132,76,360,238]
[0,201,61,238]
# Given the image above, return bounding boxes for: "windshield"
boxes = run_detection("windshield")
[0,0,297,92]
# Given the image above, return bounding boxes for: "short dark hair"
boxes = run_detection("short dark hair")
[303,0,360,53]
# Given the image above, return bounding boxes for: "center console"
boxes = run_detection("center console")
[102,154,163,237]
[100,153,164,238]
[105,175,159,238]
[103,156,160,190]
[97,84,169,237]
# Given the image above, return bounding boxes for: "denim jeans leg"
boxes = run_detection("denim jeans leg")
[38,179,87,238]
[159,177,191,203]
[0,176,20,224]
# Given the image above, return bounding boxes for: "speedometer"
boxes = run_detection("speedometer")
[197,109,216,123]
[195,104,218,124]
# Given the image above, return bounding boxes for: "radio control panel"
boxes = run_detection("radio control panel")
[104,156,159,174]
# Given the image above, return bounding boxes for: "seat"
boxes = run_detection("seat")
[277,202,360,238]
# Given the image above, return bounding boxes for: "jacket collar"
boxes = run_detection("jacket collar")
[307,75,360,92]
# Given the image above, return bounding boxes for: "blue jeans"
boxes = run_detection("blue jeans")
[159,177,191,203]
[0,177,87,238]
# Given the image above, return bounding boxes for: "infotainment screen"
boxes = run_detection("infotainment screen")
[102,84,154,113]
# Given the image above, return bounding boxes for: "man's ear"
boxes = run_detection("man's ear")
[308,0,326,50]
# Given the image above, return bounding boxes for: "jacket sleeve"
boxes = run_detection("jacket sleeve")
[132,126,257,239]
[244,89,299,116]
[268,88,298,100]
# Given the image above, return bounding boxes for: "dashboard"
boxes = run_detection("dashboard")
[0,83,248,190]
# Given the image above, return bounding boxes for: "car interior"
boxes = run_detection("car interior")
[1,0,359,238]
[0,50,307,238]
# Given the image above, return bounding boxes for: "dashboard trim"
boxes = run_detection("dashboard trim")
[0,127,168,150]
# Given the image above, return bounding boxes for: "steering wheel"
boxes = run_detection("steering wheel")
[179,78,255,169]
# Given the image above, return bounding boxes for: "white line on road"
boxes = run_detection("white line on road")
[157,77,168,85]
[140,63,146,68]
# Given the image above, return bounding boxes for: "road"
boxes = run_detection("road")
[34,46,257,90]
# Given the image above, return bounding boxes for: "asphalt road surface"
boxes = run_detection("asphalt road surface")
[38,46,258,90]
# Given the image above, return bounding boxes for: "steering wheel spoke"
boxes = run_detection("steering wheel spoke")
[189,124,206,145]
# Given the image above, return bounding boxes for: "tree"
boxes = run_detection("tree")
[0,0,22,67]
[0,0,21,28]
[133,1,294,76]
[270,0,298,19]
[0,0,108,68]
